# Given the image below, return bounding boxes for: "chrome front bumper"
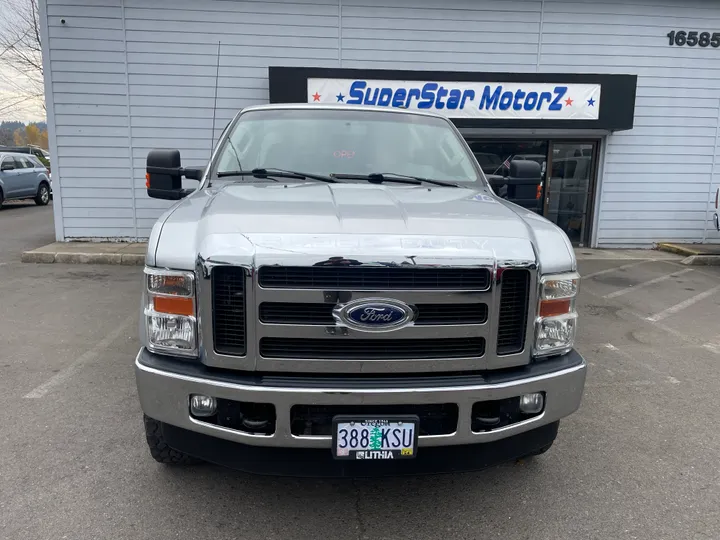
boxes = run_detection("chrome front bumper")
[135,348,586,449]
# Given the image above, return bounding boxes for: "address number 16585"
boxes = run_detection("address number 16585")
[667,30,720,47]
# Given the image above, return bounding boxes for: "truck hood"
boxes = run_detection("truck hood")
[149,183,575,274]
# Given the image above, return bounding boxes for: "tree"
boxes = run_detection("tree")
[0,121,24,146]
[9,122,48,148]
[24,122,41,145]
[369,427,382,450]
[0,0,45,120]
[38,127,47,149]
[13,127,25,145]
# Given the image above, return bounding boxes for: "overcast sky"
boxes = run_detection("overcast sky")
[0,84,46,123]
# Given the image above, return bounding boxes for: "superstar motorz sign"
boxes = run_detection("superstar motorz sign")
[307,78,601,120]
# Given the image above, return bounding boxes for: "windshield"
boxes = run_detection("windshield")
[212,108,481,183]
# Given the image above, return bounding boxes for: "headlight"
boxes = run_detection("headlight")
[144,267,197,357]
[534,273,579,357]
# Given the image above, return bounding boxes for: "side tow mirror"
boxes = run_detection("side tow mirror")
[509,160,542,179]
[146,149,204,200]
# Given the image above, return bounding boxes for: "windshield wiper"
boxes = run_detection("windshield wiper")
[331,172,459,188]
[217,168,337,183]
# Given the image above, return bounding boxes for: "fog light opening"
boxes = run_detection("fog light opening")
[519,392,544,414]
[190,394,217,417]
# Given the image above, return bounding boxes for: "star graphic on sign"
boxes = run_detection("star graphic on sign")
[336,93,345,102]
[564,97,574,106]
[312,92,321,102]
[587,97,596,106]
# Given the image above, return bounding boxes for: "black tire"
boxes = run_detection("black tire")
[143,415,202,465]
[34,182,50,206]
[0,188,4,209]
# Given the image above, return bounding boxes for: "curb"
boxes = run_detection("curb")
[21,251,145,265]
[20,251,56,264]
[655,243,700,257]
[679,255,720,266]
[656,243,720,265]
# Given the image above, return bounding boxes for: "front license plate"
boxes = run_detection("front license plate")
[332,416,419,460]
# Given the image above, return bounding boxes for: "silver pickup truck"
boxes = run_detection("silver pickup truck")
[136,104,586,475]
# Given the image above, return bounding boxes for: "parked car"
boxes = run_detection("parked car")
[0,145,50,163]
[0,152,51,207]
[135,104,586,476]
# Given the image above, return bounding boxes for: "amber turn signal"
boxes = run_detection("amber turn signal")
[153,296,194,316]
[539,298,571,318]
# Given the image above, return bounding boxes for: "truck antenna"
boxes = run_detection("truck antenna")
[210,41,221,154]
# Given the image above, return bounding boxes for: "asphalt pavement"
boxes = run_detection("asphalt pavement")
[1,206,719,540]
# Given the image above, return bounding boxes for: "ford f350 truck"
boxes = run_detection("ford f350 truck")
[136,104,586,476]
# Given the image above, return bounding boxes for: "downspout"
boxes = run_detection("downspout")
[702,96,720,243]
[536,0,545,72]
[338,0,343,67]
[121,0,138,241]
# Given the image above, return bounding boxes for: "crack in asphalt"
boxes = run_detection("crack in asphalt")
[351,478,367,540]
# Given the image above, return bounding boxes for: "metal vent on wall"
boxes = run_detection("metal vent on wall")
[496,269,530,356]
[212,266,246,356]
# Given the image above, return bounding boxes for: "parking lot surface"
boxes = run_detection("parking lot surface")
[1,209,719,540]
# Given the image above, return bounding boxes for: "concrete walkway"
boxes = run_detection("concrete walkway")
[21,241,686,266]
[21,242,146,265]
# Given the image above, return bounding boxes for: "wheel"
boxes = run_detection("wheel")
[34,182,50,206]
[143,415,202,465]
[0,188,4,209]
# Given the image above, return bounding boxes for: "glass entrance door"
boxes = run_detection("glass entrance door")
[545,141,598,245]
[464,137,599,246]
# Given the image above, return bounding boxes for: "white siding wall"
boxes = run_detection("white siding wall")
[45,0,341,240]
[540,0,720,245]
[43,0,720,246]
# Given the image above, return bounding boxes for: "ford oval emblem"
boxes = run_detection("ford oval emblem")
[333,299,416,332]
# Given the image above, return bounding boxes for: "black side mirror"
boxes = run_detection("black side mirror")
[146,149,204,200]
[509,160,542,179]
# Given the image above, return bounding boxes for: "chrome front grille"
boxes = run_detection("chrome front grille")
[259,337,486,360]
[258,266,490,290]
[497,269,531,355]
[203,263,536,374]
[212,266,246,356]
[258,302,488,326]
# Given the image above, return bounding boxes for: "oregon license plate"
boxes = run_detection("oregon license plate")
[331,416,419,460]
